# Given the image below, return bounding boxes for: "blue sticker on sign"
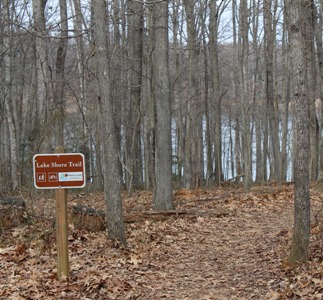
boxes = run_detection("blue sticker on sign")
[59,172,83,182]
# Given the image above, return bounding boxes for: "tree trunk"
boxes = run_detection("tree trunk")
[143,3,155,190]
[53,0,68,146]
[32,0,49,151]
[316,1,323,189]
[3,1,18,190]
[152,0,174,210]
[264,0,281,184]
[125,0,144,193]
[209,0,222,185]
[281,11,291,182]
[287,0,311,264]
[238,0,251,191]
[93,0,126,245]
[304,0,318,181]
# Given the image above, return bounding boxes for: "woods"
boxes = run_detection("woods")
[0,0,322,284]
[1,0,321,192]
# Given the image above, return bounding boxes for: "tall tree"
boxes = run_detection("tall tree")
[125,0,144,193]
[183,0,199,189]
[3,0,19,190]
[32,0,49,151]
[304,0,318,181]
[231,0,243,181]
[143,2,156,190]
[152,0,174,210]
[209,0,222,185]
[264,0,281,183]
[53,0,68,146]
[238,0,252,190]
[316,0,323,189]
[93,0,126,245]
[286,0,311,263]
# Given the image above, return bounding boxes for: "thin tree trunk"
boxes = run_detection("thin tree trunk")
[3,1,18,190]
[53,0,68,146]
[316,1,323,189]
[304,0,319,181]
[280,11,291,182]
[209,0,222,185]
[239,0,251,191]
[93,0,126,245]
[32,0,49,151]
[152,0,174,210]
[287,0,311,264]
[125,0,144,192]
[264,0,281,184]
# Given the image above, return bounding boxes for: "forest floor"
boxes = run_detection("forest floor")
[1,183,323,299]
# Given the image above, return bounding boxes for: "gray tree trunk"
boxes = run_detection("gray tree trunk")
[3,1,18,190]
[238,0,251,191]
[93,0,126,245]
[32,0,49,151]
[209,0,222,185]
[264,0,281,184]
[316,1,323,189]
[287,0,311,264]
[152,0,174,210]
[125,0,144,193]
[280,12,291,182]
[304,0,319,181]
[53,0,68,147]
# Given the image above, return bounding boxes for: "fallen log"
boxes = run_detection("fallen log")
[0,197,27,230]
[70,204,233,230]
[124,209,233,223]
[227,174,245,181]
[0,197,25,207]
[70,205,106,232]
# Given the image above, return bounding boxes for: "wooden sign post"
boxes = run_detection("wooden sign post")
[33,148,86,280]
[55,146,69,280]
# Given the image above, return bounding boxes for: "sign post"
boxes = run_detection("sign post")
[33,148,86,280]
[54,146,69,280]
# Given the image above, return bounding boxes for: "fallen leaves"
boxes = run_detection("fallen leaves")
[0,184,323,299]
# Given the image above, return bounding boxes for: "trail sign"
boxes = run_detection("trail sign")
[33,153,86,189]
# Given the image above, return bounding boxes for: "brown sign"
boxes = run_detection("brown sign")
[33,153,86,189]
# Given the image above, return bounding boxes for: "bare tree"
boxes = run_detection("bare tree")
[238,0,251,191]
[125,0,144,193]
[264,0,281,184]
[152,0,174,210]
[32,0,49,152]
[53,0,68,146]
[3,0,19,190]
[286,0,310,263]
[316,0,323,189]
[93,0,126,245]
[209,0,222,185]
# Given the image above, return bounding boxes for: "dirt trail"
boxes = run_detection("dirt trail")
[140,212,291,299]
[0,187,298,299]
[135,203,293,300]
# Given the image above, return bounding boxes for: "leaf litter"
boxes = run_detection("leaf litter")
[1,184,323,299]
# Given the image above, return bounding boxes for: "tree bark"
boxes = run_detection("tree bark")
[152,0,174,210]
[286,0,311,264]
[238,0,251,191]
[53,0,68,146]
[264,0,281,184]
[125,0,144,193]
[3,1,18,190]
[32,0,49,151]
[316,1,323,189]
[209,0,223,185]
[93,0,126,245]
